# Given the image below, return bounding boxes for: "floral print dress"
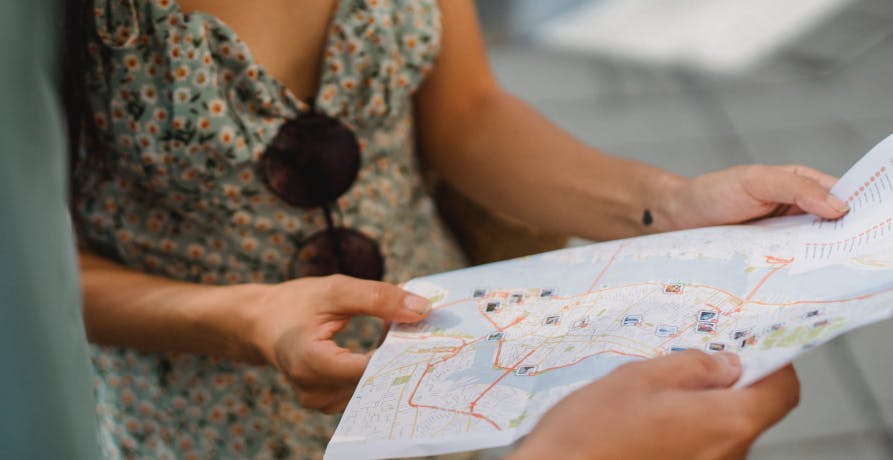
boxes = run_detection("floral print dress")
[76,0,467,458]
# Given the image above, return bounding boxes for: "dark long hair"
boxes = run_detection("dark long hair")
[62,0,109,201]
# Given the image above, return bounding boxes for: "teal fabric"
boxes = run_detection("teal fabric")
[0,1,100,459]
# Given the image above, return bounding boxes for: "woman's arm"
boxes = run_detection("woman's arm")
[79,251,432,412]
[416,1,849,241]
[80,252,264,362]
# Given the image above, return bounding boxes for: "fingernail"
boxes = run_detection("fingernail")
[713,352,741,371]
[826,194,850,213]
[404,295,432,315]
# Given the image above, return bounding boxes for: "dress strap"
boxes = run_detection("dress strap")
[94,0,141,49]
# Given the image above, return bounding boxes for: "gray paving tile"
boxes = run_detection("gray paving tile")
[738,122,869,177]
[489,47,603,103]
[848,117,893,145]
[757,345,875,444]
[713,81,848,137]
[854,0,893,18]
[751,431,893,460]
[529,95,725,153]
[841,320,893,429]
[602,135,750,177]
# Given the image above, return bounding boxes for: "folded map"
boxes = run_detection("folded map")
[326,134,893,460]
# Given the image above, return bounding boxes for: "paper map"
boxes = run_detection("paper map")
[326,135,893,460]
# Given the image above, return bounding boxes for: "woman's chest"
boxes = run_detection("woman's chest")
[176,0,336,101]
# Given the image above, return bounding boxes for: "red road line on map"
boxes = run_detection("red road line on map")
[494,340,504,364]
[441,337,484,362]
[403,262,893,429]
[536,349,650,374]
[499,315,526,332]
[588,243,626,292]
[469,348,539,414]
[478,303,501,330]
[434,297,471,310]
[745,256,793,301]
[407,363,501,430]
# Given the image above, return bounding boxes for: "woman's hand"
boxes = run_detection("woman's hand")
[246,274,433,413]
[664,164,850,231]
[510,351,800,460]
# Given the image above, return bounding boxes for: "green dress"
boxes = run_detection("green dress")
[75,0,466,457]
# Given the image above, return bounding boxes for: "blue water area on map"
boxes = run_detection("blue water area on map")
[443,338,635,394]
[416,242,893,319]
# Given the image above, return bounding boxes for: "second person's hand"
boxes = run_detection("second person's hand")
[509,351,800,460]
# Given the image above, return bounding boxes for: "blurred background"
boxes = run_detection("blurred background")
[475,0,893,459]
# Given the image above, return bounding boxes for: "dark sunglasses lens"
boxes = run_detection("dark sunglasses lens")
[262,114,361,207]
[294,228,384,281]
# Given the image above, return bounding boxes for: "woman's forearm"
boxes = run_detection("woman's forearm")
[80,252,265,363]
[420,89,687,241]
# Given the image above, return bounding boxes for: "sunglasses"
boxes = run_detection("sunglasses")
[261,112,384,281]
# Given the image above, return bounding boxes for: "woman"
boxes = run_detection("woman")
[67,0,847,458]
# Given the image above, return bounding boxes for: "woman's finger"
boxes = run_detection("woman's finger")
[320,275,432,323]
[779,164,839,190]
[744,166,849,220]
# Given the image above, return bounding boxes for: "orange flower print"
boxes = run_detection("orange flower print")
[321,84,337,102]
[118,134,133,148]
[262,249,279,263]
[241,238,259,252]
[194,71,208,87]
[159,239,177,253]
[156,0,172,9]
[209,406,226,424]
[124,54,140,71]
[120,389,136,406]
[198,117,211,131]
[238,169,254,184]
[125,417,141,434]
[115,229,132,243]
[205,252,222,266]
[186,244,204,260]
[93,112,107,130]
[403,35,419,49]
[208,98,226,117]
[219,126,234,145]
[154,108,168,122]
[146,121,160,135]
[254,218,271,231]
[174,65,190,81]
[169,46,182,59]
[177,436,194,451]
[174,88,191,103]
[111,105,125,121]
[144,255,161,269]
[232,211,251,226]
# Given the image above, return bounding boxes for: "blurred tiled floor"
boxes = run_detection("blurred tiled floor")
[481,0,893,458]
